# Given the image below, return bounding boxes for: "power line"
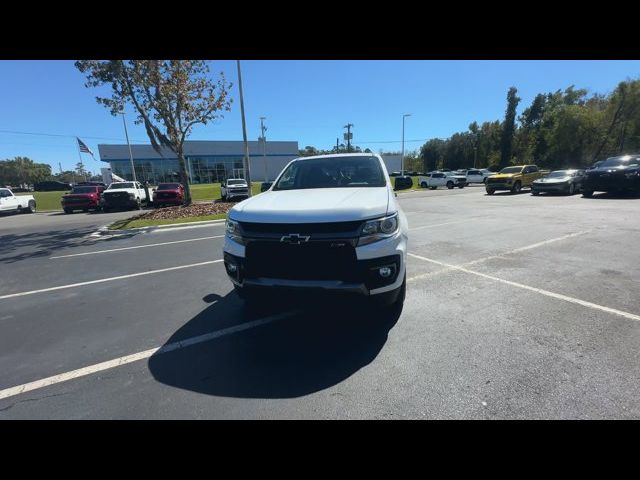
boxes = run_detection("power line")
[0,129,148,143]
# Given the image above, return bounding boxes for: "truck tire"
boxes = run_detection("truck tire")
[582,190,593,198]
[486,188,495,195]
[64,208,73,214]
[446,181,454,189]
[511,181,522,194]
[532,190,540,196]
[458,184,464,189]
[421,182,427,188]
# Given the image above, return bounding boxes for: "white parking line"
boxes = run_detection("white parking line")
[407,231,590,283]
[50,235,224,259]
[409,219,471,231]
[0,311,297,402]
[408,252,640,322]
[0,260,224,301]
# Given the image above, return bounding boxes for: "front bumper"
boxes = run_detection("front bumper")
[62,200,99,209]
[224,230,407,297]
[532,182,569,192]
[583,175,640,192]
[101,195,138,208]
[486,182,513,190]
[226,189,249,199]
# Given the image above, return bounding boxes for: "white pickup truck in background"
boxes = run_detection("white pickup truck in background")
[0,188,36,214]
[418,172,466,189]
[101,181,153,212]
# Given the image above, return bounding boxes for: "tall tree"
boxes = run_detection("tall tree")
[75,60,232,205]
[0,157,51,186]
[499,87,521,168]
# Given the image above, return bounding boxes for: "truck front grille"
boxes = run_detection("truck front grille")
[244,241,358,282]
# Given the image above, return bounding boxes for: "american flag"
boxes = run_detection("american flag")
[77,138,94,156]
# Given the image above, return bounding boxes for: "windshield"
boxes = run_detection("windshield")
[227,180,246,185]
[108,183,134,189]
[71,187,97,194]
[499,166,523,174]
[273,156,386,190]
[158,183,181,190]
[600,156,640,168]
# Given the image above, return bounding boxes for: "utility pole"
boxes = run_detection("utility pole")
[343,123,353,152]
[237,60,252,196]
[401,114,411,176]
[119,111,137,183]
[259,117,268,182]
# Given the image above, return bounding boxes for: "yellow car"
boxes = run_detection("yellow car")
[485,165,544,194]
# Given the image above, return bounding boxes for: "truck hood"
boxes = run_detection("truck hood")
[491,173,520,180]
[535,177,570,183]
[229,187,391,223]
[63,193,97,199]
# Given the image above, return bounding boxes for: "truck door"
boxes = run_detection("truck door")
[0,189,18,211]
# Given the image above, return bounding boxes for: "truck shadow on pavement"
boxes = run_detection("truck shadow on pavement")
[148,292,401,399]
[0,227,143,263]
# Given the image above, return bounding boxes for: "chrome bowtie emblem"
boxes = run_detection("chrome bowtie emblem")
[280,233,310,244]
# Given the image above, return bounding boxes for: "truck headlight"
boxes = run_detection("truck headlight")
[225,218,245,245]
[359,213,399,246]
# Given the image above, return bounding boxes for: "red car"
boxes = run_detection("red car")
[153,183,185,206]
[61,185,105,213]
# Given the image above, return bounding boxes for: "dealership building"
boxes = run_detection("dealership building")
[98,140,402,184]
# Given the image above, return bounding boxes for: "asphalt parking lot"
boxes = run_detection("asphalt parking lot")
[1,185,639,419]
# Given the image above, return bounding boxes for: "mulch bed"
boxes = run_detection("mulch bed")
[132,202,235,221]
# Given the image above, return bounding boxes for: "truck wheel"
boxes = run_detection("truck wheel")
[532,190,540,196]
[446,181,454,189]
[511,181,522,194]
[64,208,73,214]
[26,201,36,213]
[458,184,464,189]
[421,182,428,188]
[582,190,593,198]
[486,188,495,195]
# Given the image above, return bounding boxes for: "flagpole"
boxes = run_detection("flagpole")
[75,138,83,184]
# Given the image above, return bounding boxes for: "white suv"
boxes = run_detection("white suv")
[223,153,408,310]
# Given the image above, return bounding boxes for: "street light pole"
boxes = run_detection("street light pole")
[401,114,411,176]
[119,111,137,183]
[259,117,268,182]
[236,60,252,197]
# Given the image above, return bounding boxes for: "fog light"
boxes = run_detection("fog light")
[227,263,237,273]
[379,266,392,278]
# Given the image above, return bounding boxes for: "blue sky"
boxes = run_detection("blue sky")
[1,60,639,174]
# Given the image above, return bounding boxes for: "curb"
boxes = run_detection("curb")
[93,218,226,237]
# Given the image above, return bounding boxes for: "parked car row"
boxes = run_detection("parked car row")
[482,154,640,197]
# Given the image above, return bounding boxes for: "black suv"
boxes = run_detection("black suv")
[582,154,640,197]
[34,180,72,192]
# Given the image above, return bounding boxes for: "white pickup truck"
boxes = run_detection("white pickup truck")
[101,181,153,212]
[221,178,250,201]
[418,172,466,189]
[223,153,408,313]
[0,188,36,214]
